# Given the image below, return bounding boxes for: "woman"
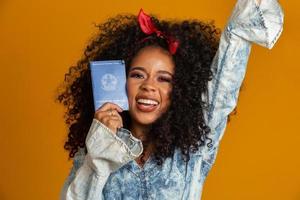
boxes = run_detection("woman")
[58,0,284,199]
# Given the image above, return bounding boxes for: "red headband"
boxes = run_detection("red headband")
[137,9,179,55]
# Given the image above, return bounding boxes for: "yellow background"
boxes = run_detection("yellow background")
[0,0,299,199]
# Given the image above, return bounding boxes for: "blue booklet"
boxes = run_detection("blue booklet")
[90,60,129,111]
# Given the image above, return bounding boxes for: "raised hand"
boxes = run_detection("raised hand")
[94,103,123,134]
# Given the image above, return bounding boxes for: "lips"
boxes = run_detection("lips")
[135,96,159,112]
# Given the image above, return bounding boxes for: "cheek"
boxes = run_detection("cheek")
[161,86,172,105]
[126,81,137,102]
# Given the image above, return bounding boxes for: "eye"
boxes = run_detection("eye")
[158,76,172,83]
[129,72,144,79]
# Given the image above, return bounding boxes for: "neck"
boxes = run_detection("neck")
[129,121,150,142]
[130,121,154,166]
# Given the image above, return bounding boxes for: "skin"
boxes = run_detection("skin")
[94,46,175,166]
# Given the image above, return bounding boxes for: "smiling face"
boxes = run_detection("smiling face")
[127,46,175,127]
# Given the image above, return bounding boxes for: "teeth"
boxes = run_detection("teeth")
[137,99,158,105]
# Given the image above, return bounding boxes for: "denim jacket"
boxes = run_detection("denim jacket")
[61,0,284,199]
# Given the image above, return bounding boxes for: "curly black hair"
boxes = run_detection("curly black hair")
[56,13,220,165]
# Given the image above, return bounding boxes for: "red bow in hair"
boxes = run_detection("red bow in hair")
[138,9,179,55]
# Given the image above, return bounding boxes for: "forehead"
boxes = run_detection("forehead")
[130,46,175,73]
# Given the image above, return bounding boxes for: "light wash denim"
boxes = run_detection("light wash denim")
[61,0,284,199]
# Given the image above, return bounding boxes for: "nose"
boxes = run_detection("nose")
[140,78,156,92]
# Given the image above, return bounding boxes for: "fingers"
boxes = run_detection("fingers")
[101,116,123,133]
[108,110,123,127]
[94,103,123,120]
[96,102,123,113]
[94,102,124,134]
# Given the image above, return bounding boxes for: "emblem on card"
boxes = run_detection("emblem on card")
[100,73,118,91]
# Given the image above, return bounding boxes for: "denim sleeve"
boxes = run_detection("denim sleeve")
[201,0,284,164]
[60,119,143,200]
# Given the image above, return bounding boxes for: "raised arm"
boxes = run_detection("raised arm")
[202,0,284,164]
[60,119,143,200]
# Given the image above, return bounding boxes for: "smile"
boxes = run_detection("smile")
[136,98,159,112]
[137,98,159,105]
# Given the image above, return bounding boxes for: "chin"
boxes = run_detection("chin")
[130,111,159,126]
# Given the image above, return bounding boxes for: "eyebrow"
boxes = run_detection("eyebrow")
[129,66,174,77]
